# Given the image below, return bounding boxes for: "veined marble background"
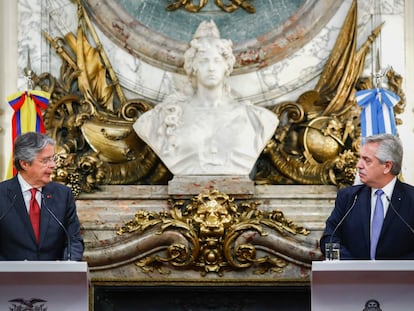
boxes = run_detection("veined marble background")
[1,0,412,183]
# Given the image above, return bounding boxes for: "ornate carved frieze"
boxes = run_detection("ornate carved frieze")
[116,190,312,276]
[79,185,331,285]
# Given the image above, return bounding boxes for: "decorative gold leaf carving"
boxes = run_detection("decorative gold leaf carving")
[166,0,256,13]
[118,190,309,275]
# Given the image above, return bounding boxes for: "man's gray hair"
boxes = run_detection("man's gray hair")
[13,132,55,171]
[363,133,403,175]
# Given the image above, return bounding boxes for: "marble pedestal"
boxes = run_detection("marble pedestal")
[168,175,255,198]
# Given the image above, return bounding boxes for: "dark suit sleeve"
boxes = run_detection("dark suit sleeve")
[63,187,84,261]
[399,251,414,259]
[377,181,414,260]
[320,186,363,260]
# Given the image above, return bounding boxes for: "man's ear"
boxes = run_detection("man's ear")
[19,159,29,170]
[384,161,392,174]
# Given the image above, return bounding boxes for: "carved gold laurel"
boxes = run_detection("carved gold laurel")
[117,189,309,276]
[166,0,256,13]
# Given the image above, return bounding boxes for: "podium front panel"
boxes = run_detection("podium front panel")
[311,260,414,311]
[0,261,89,311]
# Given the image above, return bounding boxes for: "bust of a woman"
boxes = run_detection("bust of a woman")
[133,20,278,176]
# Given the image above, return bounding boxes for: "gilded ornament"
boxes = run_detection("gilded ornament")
[118,190,309,275]
[166,0,255,13]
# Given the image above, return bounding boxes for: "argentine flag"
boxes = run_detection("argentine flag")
[356,88,400,138]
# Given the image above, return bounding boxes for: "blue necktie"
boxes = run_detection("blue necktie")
[371,189,384,259]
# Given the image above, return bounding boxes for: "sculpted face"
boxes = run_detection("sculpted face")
[194,199,232,237]
[194,44,227,90]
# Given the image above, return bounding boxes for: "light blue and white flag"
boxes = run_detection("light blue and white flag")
[356,88,400,138]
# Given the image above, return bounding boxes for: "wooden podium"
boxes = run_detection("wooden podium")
[312,260,414,310]
[0,261,89,311]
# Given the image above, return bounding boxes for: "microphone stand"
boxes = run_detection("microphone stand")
[326,191,360,260]
[41,194,72,261]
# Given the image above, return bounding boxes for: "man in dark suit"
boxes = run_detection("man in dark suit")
[0,132,84,261]
[320,133,414,260]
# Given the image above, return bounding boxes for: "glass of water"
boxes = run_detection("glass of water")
[325,242,340,260]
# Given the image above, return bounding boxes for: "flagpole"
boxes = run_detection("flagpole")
[372,0,384,89]
[24,47,34,91]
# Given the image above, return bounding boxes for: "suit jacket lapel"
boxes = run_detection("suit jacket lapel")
[39,185,53,244]
[382,179,403,235]
[359,186,372,249]
[7,177,38,244]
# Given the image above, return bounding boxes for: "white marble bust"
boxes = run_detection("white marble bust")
[133,20,278,176]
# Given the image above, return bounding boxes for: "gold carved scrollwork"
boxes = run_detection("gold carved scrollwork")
[32,0,404,195]
[166,0,255,13]
[255,1,405,189]
[118,190,309,276]
[38,0,172,196]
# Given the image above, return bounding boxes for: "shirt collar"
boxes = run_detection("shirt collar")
[17,173,42,193]
[371,177,397,200]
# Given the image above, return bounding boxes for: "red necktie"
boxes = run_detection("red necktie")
[29,188,41,243]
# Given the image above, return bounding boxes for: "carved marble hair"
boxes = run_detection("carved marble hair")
[133,20,278,176]
[184,20,235,92]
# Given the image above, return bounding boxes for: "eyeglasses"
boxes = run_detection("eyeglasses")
[38,154,59,166]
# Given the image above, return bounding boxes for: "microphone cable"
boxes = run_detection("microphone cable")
[385,195,414,235]
[326,188,361,260]
[41,193,72,261]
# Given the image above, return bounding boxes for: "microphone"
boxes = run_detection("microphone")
[326,188,361,260]
[0,195,17,223]
[41,193,72,261]
[385,195,414,235]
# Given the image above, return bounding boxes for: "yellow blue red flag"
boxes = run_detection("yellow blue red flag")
[5,90,50,178]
